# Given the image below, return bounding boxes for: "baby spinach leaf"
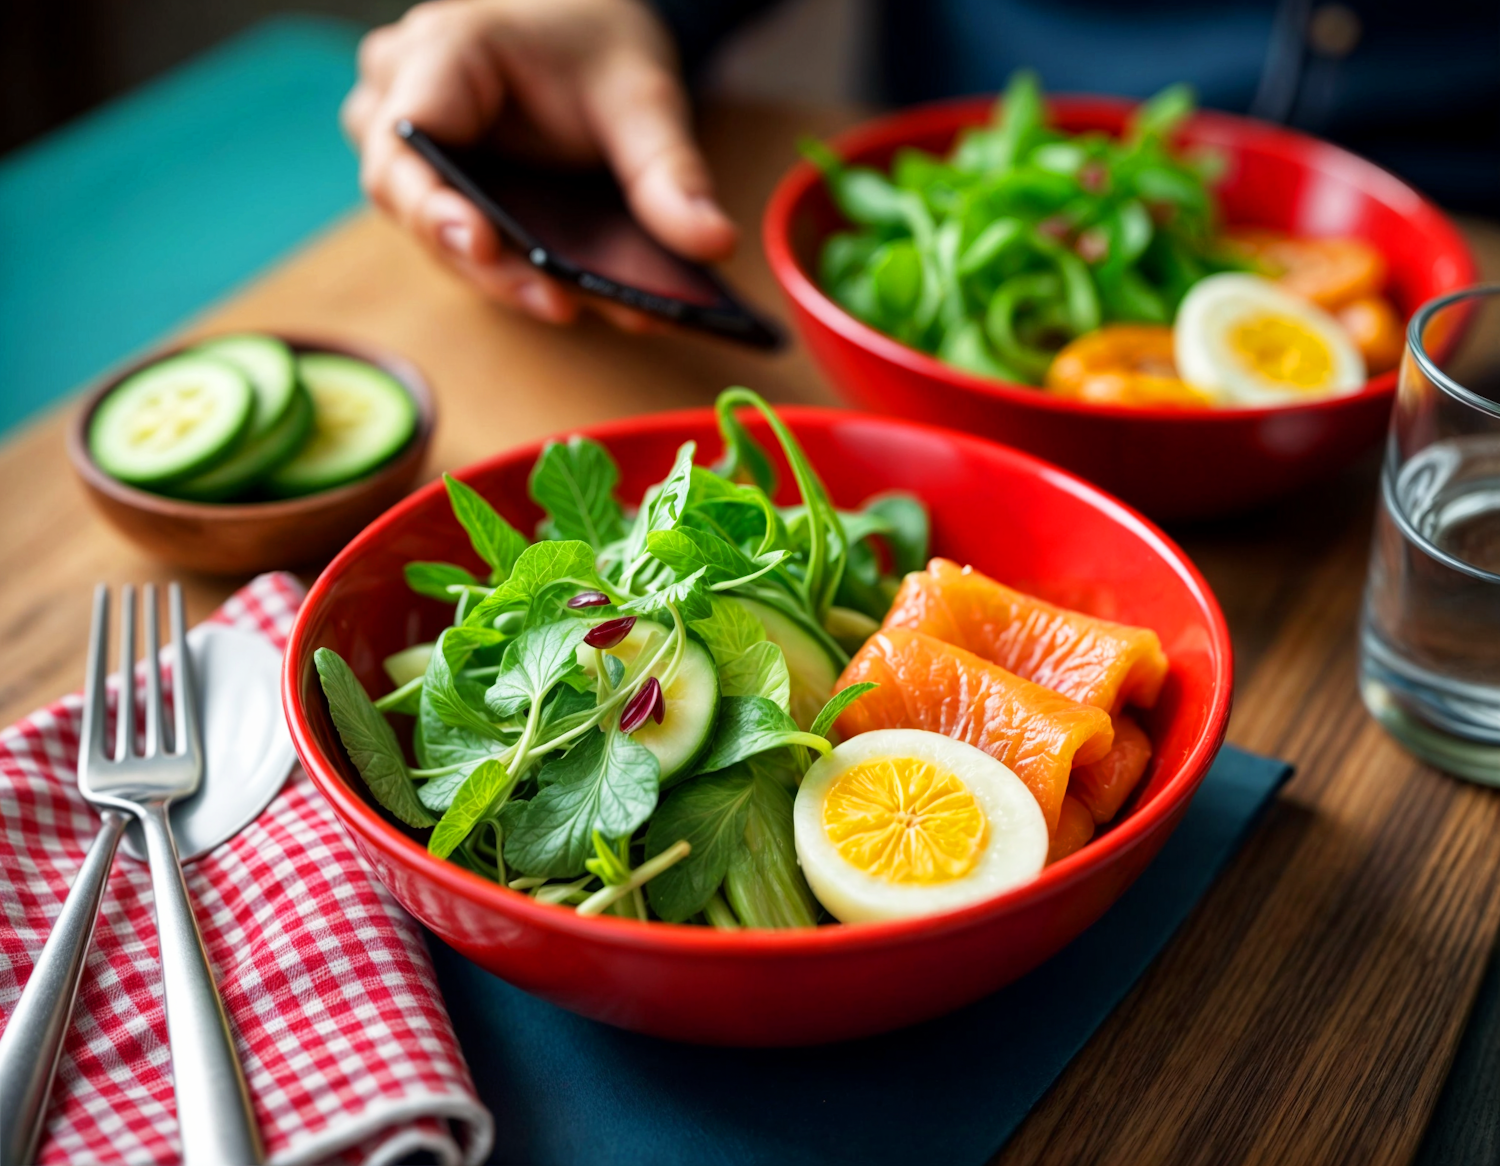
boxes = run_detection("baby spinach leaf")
[809,682,878,739]
[617,567,713,622]
[404,561,481,602]
[485,619,589,719]
[644,768,756,922]
[537,683,600,742]
[718,641,791,712]
[444,473,528,582]
[426,626,511,740]
[504,727,660,878]
[690,595,767,668]
[464,540,605,627]
[415,687,513,770]
[724,759,818,928]
[315,648,435,828]
[430,758,512,858]
[694,696,832,777]
[416,767,472,813]
[528,437,626,549]
[862,492,930,575]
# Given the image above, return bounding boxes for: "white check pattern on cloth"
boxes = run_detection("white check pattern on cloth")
[0,573,494,1166]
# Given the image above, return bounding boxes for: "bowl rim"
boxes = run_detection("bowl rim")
[284,405,1236,957]
[762,92,1479,425]
[66,332,437,518]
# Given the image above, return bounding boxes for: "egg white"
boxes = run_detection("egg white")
[1175,273,1366,406]
[793,729,1048,924]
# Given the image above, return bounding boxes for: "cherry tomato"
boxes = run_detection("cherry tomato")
[1046,325,1213,409]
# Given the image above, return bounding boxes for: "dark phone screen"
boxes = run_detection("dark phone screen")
[436,146,725,308]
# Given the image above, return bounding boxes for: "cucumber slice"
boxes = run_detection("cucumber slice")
[579,622,719,782]
[89,354,254,487]
[734,597,840,730]
[192,333,297,439]
[384,642,434,688]
[168,384,313,501]
[265,354,417,497]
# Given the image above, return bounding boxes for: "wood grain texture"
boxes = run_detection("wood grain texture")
[1,99,1498,1164]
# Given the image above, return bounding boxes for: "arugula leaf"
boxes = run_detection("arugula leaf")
[315,648,435,828]
[711,407,778,494]
[716,389,847,620]
[647,527,790,592]
[528,437,626,548]
[536,683,599,742]
[616,567,713,622]
[724,757,818,928]
[426,626,512,740]
[809,682,878,739]
[429,758,512,858]
[443,473,528,582]
[620,441,697,564]
[485,619,590,719]
[863,492,929,575]
[644,769,755,922]
[504,726,660,877]
[464,541,605,627]
[718,640,791,711]
[694,696,832,776]
[690,596,767,668]
[404,561,481,602]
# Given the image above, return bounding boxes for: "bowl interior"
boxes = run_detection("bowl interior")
[288,408,1232,936]
[779,96,1474,405]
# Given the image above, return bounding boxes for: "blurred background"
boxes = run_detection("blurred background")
[1,0,872,155]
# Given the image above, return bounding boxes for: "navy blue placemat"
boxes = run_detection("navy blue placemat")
[430,744,1289,1166]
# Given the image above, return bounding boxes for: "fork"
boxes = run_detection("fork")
[0,585,263,1166]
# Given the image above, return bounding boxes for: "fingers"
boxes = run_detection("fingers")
[583,56,738,263]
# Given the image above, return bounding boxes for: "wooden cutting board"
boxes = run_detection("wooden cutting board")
[1,99,1498,1165]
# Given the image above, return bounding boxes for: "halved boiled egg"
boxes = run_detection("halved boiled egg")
[1174,273,1366,406]
[793,729,1048,923]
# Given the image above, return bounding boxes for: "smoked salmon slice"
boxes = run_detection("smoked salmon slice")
[1047,795,1095,865]
[834,628,1115,834]
[882,559,1169,714]
[1070,713,1153,825]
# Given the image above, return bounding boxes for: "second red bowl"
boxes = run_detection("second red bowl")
[764,96,1477,521]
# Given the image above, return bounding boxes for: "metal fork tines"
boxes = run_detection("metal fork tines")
[79,583,200,808]
[0,584,263,1166]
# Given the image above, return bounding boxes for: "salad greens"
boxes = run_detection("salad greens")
[806,72,1238,384]
[316,388,928,927]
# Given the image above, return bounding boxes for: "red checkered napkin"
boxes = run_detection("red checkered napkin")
[0,574,494,1166]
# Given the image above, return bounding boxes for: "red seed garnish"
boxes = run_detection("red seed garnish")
[1038,215,1071,241]
[567,590,611,609]
[651,682,666,724]
[1075,227,1109,264]
[620,677,662,734]
[584,616,636,649]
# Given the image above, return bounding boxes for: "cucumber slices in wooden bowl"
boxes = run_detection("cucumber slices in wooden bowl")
[68,334,434,575]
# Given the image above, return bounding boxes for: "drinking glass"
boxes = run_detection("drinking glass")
[1360,284,1500,782]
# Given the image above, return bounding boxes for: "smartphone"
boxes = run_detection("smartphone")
[397,121,782,349]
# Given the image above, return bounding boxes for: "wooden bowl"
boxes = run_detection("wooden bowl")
[67,334,435,576]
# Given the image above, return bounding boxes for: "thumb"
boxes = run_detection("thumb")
[582,56,737,263]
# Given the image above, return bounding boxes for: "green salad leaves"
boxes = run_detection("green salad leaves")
[316,388,928,927]
[806,72,1240,383]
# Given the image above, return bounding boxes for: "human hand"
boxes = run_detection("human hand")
[342,0,737,328]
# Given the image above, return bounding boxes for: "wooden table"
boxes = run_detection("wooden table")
[3,101,1499,1165]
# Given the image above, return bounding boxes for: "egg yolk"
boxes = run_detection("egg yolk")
[1228,313,1334,390]
[822,757,988,884]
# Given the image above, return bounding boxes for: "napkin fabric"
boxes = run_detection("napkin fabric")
[0,573,492,1166]
[433,745,1291,1166]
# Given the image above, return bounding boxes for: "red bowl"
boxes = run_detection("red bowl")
[283,408,1232,1045]
[763,96,1478,521]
